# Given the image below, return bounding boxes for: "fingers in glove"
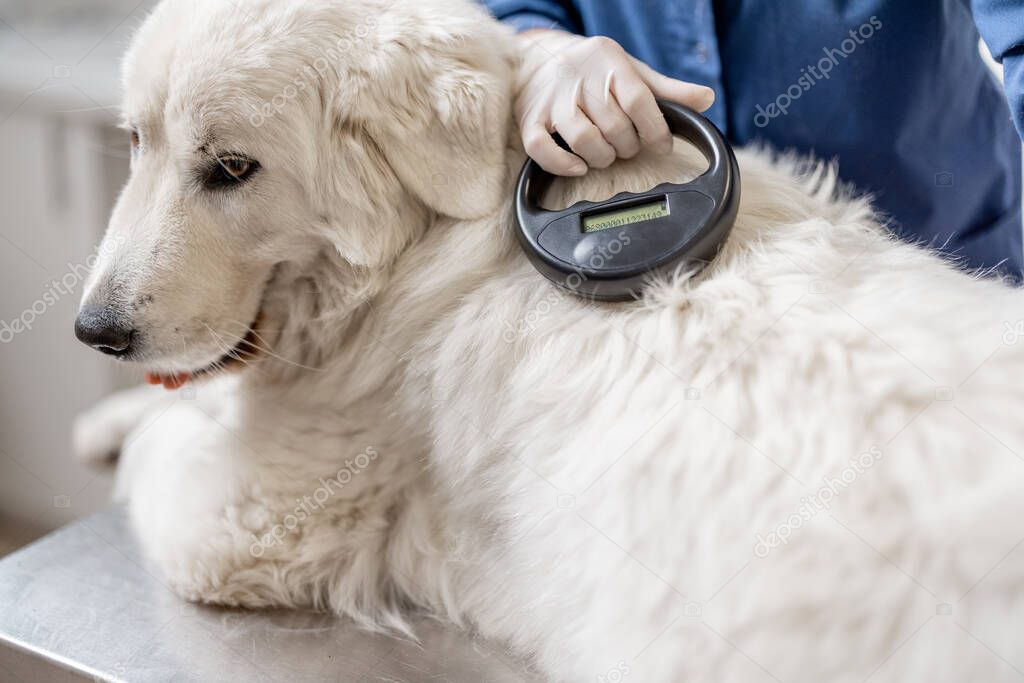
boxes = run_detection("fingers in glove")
[553,108,618,169]
[610,64,674,154]
[631,57,716,112]
[521,121,588,176]
[579,71,642,160]
[549,78,617,168]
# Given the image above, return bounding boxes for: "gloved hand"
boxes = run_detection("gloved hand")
[514,30,716,176]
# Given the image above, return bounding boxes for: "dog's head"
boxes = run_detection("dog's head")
[75,0,512,387]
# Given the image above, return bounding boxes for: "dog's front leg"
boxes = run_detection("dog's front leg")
[113,393,428,627]
[72,383,175,465]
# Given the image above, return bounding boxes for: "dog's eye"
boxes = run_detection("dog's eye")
[204,155,259,190]
[130,130,140,149]
[220,156,252,179]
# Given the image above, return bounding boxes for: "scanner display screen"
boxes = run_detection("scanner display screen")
[582,198,669,233]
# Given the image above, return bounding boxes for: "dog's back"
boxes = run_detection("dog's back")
[398,142,1024,681]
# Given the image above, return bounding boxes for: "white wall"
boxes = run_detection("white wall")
[0,114,127,539]
[0,3,153,547]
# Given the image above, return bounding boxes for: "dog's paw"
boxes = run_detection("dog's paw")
[71,407,124,465]
[72,384,170,466]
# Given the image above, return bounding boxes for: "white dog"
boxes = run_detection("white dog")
[73,0,1024,680]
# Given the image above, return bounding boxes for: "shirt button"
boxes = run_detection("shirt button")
[695,42,708,63]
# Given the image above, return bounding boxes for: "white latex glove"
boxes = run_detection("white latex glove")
[515,30,716,176]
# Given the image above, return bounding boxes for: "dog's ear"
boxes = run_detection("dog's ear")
[354,6,514,220]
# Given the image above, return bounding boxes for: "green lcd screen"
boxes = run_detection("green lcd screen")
[582,198,670,233]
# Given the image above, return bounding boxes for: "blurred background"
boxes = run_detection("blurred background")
[0,1,1009,559]
[0,0,158,556]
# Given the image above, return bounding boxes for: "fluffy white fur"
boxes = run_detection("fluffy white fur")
[74,0,1024,680]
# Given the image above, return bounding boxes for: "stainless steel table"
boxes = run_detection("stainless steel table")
[0,507,539,682]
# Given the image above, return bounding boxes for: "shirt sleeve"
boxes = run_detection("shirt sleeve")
[971,0,1024,140]
[478,0,583,34]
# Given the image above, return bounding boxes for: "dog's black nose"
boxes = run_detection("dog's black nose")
[74,305,134,356]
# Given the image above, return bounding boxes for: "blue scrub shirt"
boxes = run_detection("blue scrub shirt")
[483,0,1024,279]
